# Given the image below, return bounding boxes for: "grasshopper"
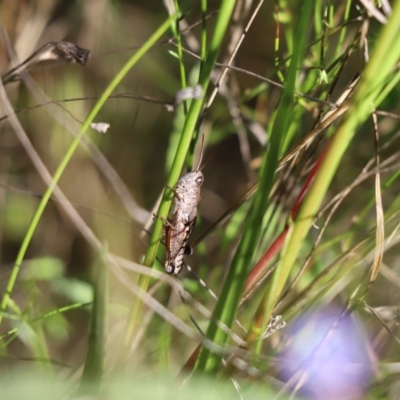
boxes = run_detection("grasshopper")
[163,139,205,274]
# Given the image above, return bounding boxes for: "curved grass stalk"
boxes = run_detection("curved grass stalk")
[0,16,173,329]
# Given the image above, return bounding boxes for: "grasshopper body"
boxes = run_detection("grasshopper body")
[164,170,204,274]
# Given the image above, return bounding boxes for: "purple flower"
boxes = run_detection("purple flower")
[278,307,373,400]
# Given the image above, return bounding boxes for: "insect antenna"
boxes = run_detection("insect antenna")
[184,262,247,333]
[194,134,205,172]
[176,289,206,336]
[192,134,214,173]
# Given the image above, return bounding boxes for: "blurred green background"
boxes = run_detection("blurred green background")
[1,1,400,398]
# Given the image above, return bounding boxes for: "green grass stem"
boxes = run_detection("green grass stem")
[122,0,236,362]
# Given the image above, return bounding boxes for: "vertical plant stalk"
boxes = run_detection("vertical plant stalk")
[79,254,108,391]
[122,0,236,362]
[171,0,188,114]
[274,1,285,83]
[334,0,352,61]
[369,111,384,286]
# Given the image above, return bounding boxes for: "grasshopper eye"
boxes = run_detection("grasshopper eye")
[195,176,204,185]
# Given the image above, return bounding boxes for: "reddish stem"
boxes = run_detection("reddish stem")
[243,141,331,297]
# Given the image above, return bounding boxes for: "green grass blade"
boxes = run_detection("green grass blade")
[261,0,400,343]
[195,0,315,373]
